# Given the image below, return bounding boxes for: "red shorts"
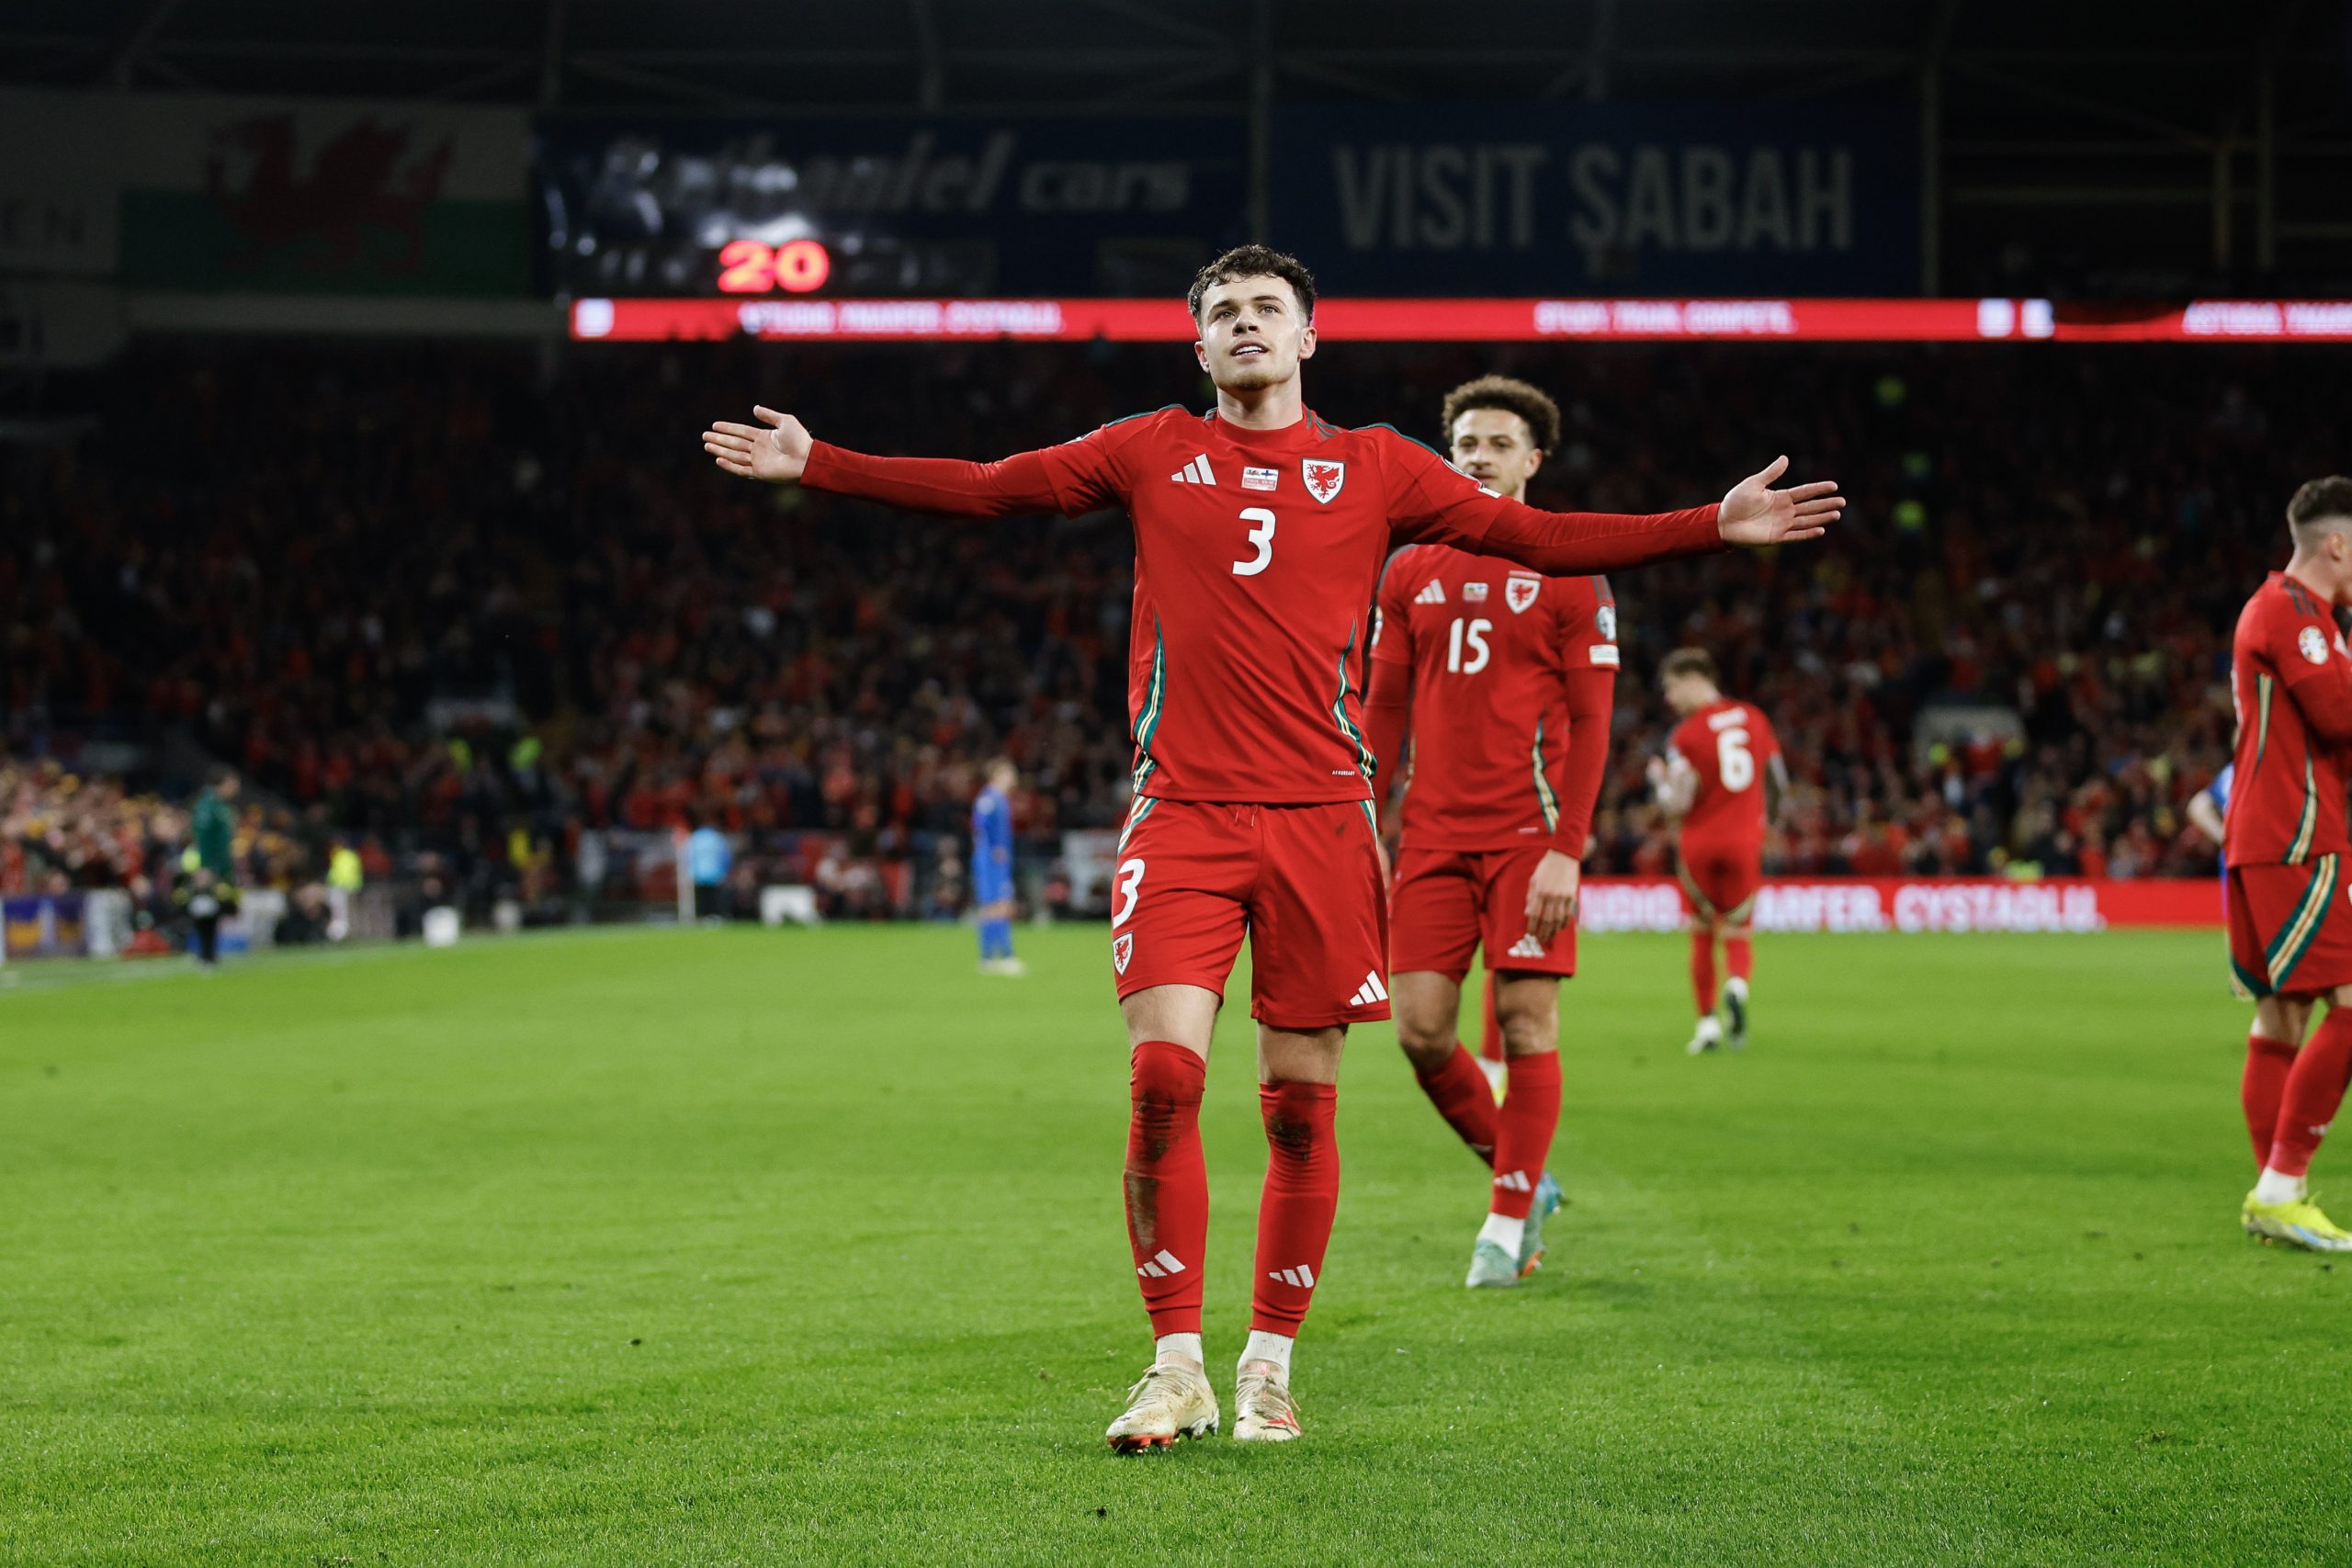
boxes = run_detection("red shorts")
[2227,857,2352,998]
[1109,797,1390,1030]
[1388,845,1576,983]
[1678,841,1761,924]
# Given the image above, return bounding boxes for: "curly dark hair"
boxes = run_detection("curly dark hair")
[1186,244,1317,321]
[1440,374,1562,453]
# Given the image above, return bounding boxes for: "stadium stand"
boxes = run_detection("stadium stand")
[9,337,2348,911]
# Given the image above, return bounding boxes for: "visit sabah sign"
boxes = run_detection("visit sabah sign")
[1272,101,1918,296]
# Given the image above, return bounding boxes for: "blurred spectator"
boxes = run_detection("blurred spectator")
[8,336,2335,903]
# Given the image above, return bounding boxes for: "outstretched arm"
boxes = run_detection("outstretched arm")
[703,406,1109,518]
[1384,434,1842,574]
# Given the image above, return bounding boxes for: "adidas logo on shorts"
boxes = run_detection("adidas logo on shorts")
[1349,971,1389,1007]
[1507,934,1547,959]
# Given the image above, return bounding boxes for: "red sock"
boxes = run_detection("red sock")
[1490,1051,1562,1220]
[1125,1042,1208,1338]
[1412,1044,1498,1164]
[1479,972,1504,1062]
[1250,1080,1339,1337]
[2244,1032,2299,1168]
[1690,931,1718,1015]
[1724,933,1754,983]
[2267,1010,2352,1179]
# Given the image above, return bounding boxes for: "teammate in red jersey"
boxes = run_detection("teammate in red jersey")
[1363,375,1613,1288]
[2227,478,2352,1253]
[703,244,1842,1448]
[1649,649,1785,1055]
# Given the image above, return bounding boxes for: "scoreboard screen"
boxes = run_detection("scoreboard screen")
[534,118,1246,299]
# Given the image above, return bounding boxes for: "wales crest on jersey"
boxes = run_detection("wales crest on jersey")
[1505,572,1541,614]
[1302,459,1346,504]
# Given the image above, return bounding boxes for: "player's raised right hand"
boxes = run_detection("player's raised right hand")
[704,405,811,484]
[1718,455,1842,547]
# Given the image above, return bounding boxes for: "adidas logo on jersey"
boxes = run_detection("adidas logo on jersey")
[1507,934,1547,959]
[1413,581,1446,604]
[1170,455,1216,485]
[1136,1248,1187,1279]
[1266,1263,1317,1289]
[1348,971,1389,1007]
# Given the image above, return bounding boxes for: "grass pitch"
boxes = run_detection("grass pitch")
[2,925,2346,1565]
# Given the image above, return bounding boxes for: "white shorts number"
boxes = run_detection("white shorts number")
[1112,858,1148,928]
[1717,728,1755,792]
[1232,507,1277,578]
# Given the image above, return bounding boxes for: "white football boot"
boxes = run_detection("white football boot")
[1104,1359,1218,1453]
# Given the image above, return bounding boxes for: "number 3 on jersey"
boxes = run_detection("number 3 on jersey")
[1231,507,1276,577]
[1717,728,1754,791]
[1112,859,1147,928]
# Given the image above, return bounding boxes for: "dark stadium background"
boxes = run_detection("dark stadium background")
[6,0,2352,947]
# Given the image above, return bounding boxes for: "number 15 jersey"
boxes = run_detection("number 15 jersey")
[797,405,1723,805]
[1668,697,1781,859]
[1370,542,1618,850]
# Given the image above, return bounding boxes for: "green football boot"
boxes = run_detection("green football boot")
[2242,1190,2352,1252]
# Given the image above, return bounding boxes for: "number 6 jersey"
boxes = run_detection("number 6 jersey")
[797,405,1722,804]
[1668,696,1782,858]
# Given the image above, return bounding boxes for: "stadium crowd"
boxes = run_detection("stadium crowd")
[8,336,2346,910]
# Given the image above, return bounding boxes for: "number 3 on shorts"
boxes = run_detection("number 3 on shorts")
[1112,858,1147,928]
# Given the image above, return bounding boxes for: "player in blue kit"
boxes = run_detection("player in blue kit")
[974,758,1024,976]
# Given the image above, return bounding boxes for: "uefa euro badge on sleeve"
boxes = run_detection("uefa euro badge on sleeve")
[2301,625,2331,664]
[1302,459,1345,504]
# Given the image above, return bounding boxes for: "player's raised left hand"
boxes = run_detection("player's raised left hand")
[703,406,812,483]
[1719,456,1842,547]
[1524,851,1580,943]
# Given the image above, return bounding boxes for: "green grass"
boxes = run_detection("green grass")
[2,925,2346,1565]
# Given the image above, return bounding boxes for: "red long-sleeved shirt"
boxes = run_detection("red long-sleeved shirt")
[1364,543,1617,854]
[802,407,1713,803]
[2226,570,2352,866]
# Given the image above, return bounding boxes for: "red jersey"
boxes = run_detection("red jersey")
[1365,543,1617,852]
[801,408,1719,804]
[1668,697,1780,855]
[2224,571,2352,868]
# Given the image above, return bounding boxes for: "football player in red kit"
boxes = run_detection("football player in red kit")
[704,245,1842,1448]
[1650,649,1786,1055]
[2228,478,2352,1252]
[1365,376,1613,1288]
